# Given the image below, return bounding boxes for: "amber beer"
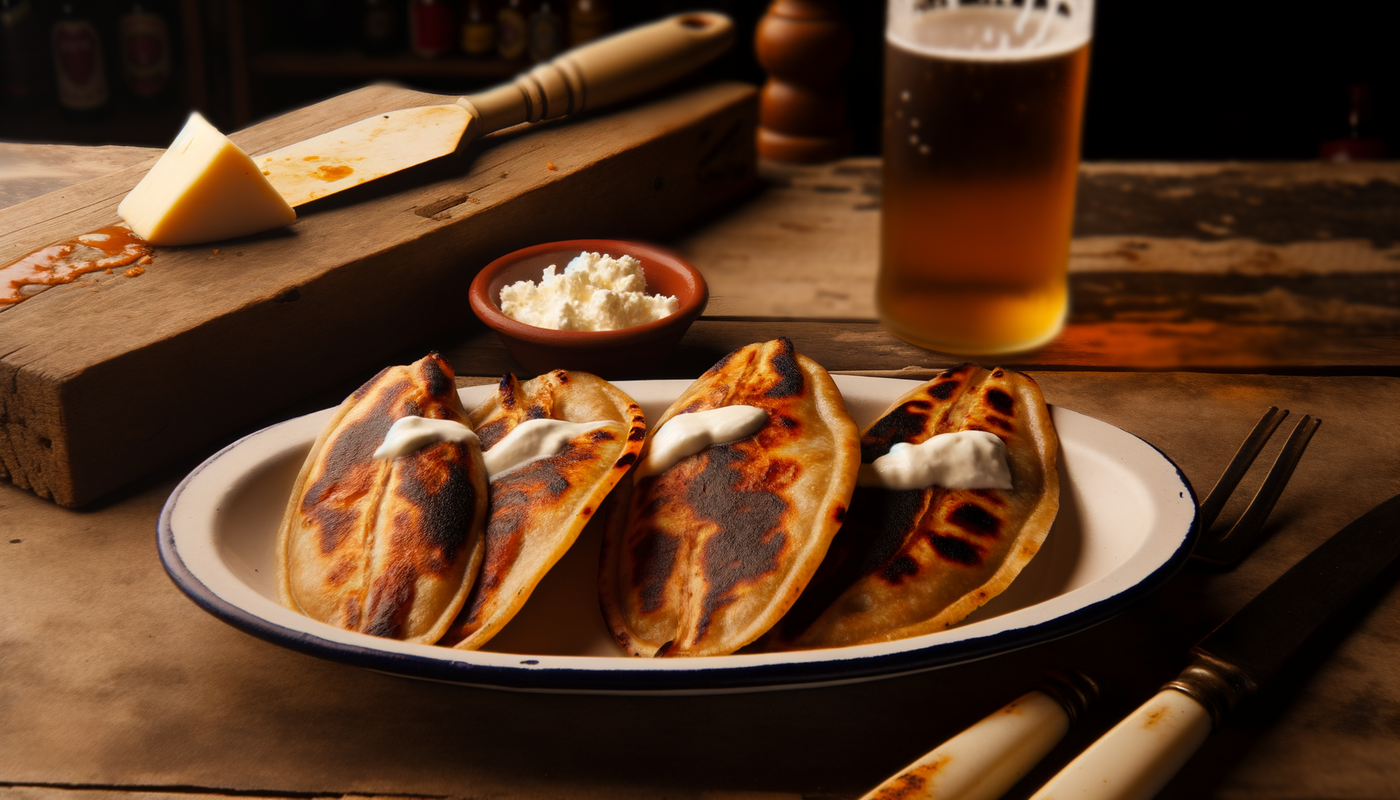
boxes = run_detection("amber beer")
[879,5,1091,354]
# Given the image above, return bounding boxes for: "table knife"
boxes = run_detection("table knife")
[1027,491,1400,800]
[259,12,734,207]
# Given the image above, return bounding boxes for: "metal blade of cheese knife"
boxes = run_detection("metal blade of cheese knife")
[1027,492,1400,800]
[258,105,471,207]
[258,12,734,208]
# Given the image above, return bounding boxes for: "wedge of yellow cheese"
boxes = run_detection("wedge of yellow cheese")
[118,112,296,246]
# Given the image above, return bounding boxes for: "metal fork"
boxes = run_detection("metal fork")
[1191,407,1321,567]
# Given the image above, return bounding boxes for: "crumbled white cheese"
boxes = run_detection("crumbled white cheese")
[497,251,680,331]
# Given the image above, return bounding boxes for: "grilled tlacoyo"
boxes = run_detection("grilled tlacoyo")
[767,365,1059,649]
[599,338,860,657]
[440,370,646,650]
[276,353,489,645]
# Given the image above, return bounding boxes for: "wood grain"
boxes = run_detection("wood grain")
[0,143,156,210]
[429,317,1400,383]
[0,82,758,506]
[676,159,1400,319]
[667,159,1400,375]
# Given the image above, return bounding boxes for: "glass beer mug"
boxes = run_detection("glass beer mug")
[878,0,1093,355]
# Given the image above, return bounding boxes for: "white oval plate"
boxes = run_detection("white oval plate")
[159,375,1198,694]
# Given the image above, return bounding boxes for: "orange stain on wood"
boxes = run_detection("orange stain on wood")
[1,225,153,306]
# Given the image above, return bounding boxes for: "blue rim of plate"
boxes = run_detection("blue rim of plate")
[157,388,1200,695]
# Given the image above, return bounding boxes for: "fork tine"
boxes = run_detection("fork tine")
[1194,415,1321,567]
[1198,407,1288,532]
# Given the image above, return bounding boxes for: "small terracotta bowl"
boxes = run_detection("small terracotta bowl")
[469,239,708,378]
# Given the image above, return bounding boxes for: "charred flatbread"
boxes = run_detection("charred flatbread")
[439,370,646,650]
[276,353,489,645]
[599,338,860,657]
[767,365,1059,649]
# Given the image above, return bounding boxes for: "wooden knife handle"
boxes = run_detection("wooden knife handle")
[461,12,735,135]
[861,672,1096,800]
[1027,690,1212,800]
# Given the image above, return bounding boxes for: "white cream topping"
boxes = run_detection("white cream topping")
[482,417,612,480]
[497,251,680,331]
[633,405,769,480]
[857,430,1013,491]
[373,416,479,460]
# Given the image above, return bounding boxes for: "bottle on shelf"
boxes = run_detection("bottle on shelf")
[567,0,611,48]
[527,0,562,62]
[361,0,401,56]
[459,0,494,58]
[495,0,528,62]
[52,0,111,117]
[118,1,172,106]
[409,0,455,58]
[1319,84,1388,162]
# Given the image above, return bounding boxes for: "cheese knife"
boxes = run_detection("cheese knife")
[1024,491,1400,800]
[258,12,735,207]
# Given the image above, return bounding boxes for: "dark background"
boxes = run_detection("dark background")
[819,0,1399,160]
[2,0,1394,161]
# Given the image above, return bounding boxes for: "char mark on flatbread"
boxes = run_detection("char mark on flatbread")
[769,364,1059,650]
[600,338,860,657]
[440,370,645,650]
[276,353,489,645]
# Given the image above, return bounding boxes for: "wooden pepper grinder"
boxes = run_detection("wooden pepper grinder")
[755,0,852,163]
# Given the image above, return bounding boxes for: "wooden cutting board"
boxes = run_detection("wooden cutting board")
[0,81,758,507]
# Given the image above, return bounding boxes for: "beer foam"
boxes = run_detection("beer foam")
[888,3,1091,62]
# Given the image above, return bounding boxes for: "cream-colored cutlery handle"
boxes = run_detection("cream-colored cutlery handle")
[862,683,1088,800]
[1028,689,1212,800]
[462,12,735,134]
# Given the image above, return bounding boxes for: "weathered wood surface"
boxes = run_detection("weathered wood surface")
[674,159,1400,372]
[0,144,156,210]
[3,372,1397,800]
[0,81,758,507]
[423,317,1399,381]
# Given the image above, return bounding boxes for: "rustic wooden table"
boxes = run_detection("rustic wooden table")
[3,143,1398,800]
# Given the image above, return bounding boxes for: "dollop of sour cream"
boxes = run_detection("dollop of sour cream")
[633,405,769,480]
[374,415,613,481]
[373,416,479,460]
[857,430,1013,491]
[498,251,680,331]
[481,418,611,479]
